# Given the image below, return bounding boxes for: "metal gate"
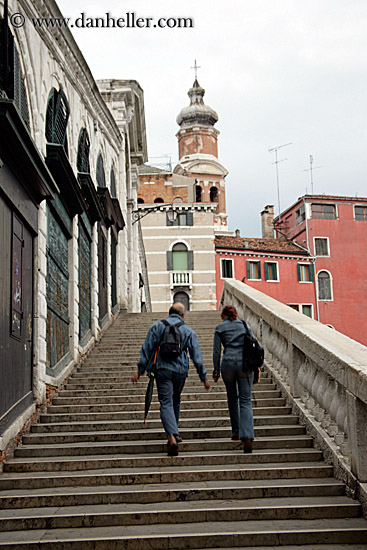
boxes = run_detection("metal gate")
[98,223,108,325]
[46,205,71,373]
[78,214,92,345]
[0,201,33,433]
[111,234,117,313]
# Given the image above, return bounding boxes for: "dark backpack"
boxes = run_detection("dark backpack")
[159,319,185,360]
[241,321,264,383]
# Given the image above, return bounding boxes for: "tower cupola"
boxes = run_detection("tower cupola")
[176,79,218,128]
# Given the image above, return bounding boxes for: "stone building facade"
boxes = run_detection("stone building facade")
[137,166,217,311]
[0,0,149,452]
[137,79,231,312]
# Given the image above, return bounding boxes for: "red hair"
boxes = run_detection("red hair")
[221,305,237,321]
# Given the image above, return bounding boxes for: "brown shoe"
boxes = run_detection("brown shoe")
[231,434,239,441]
[243,438,253,453]
[167,435,179,456]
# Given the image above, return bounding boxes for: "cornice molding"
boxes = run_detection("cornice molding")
[18,0,122,150]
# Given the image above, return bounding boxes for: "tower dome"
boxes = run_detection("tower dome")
[176,80,218,128]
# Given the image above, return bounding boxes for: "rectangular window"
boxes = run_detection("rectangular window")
[264,262,278,282]
[288,304,300,311]
[314,237,329,256]
[296,204,305,225]
[311,203,336,219]
[247,260,261,280]
[221,258,234,279]
[298,263,314,282]
[302,305,313,318]
[355,205,367,221]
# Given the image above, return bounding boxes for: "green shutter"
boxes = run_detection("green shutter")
[309,264,314,282]
[246,261,250,279]
[297,264,301,282]
[257,261,261,279]
[188,250,194,270]
[264,262,269,281]
[187,212,194,226]
[167,251,173,271]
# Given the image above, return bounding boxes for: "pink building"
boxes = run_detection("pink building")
[215,234,317,319]
[215,196,367,347]
[275,195,367,346]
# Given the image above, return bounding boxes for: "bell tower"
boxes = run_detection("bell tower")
[174,74,229,233]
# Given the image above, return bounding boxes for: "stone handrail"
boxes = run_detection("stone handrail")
[220,279,367,485]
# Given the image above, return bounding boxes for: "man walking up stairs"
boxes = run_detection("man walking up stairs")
[0,311,366,548]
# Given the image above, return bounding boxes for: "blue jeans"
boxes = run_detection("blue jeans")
[221,363,254,440]
[155,368,187,436]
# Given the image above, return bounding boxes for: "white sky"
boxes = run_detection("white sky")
[56,0,367,236]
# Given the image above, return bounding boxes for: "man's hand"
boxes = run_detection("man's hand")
[131,372,140,384]
[203,379,210,391]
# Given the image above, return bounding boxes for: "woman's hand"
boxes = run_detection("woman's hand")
[203,379,210,390]
[213,372,219,383]
[131,372,140,384]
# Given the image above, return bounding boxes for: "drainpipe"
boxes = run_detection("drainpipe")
[304,197,319,321]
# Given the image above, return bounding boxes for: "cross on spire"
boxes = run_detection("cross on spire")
[191,59,201,81]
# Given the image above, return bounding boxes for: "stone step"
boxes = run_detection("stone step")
[30,415,301,433]
[0,496,360,532]
[46,398,286,414]
[4,449,324,473]
[24,425,306,444]
[14,436,314,458]
[0,518,366,548]
[55,383,278,398]
[51,389,280,405]
[0,477,344,509]
[38,406,293,424]
[0,462,334,490]
[62,381,275,392]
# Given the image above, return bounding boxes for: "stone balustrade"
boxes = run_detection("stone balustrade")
[220,280,367,485]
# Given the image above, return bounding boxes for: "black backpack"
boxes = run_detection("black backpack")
[241,321,264,383]
[159,319,185,360]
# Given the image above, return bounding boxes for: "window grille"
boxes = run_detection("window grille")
[96,153,106,187]
[110,168,116,198]
[311,203,336,219]
[77,129,90,173]
[45,87,70,153]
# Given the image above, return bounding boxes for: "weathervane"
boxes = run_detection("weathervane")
[191,59,201,80]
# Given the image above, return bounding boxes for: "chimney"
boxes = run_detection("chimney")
[235,229,240,237]
[261,205,274,238]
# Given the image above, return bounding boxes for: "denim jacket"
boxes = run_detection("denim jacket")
[138,314,207,381]
[213,318,254,375]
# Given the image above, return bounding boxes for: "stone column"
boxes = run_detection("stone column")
[346,391,367,482]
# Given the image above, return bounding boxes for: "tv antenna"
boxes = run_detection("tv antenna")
[268,142,292,226]
[302,155,323,194]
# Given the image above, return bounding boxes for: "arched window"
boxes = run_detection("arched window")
[173,197,183,203]
[174,291,190,311]
[96,153,106,187]
[137,198,145,204]
[110,168,116,198]
[195,185,202,203]
[13,47,30,130]
[210,186,218,202]
[318,271,332,300]
[77,128,90,173]
[154,197,164,203]
[45,87,70,154]
[172,243,188,270]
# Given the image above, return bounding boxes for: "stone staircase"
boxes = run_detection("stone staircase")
[0,310,366,549]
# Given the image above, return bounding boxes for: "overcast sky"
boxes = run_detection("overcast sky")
[57,0,367,236]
